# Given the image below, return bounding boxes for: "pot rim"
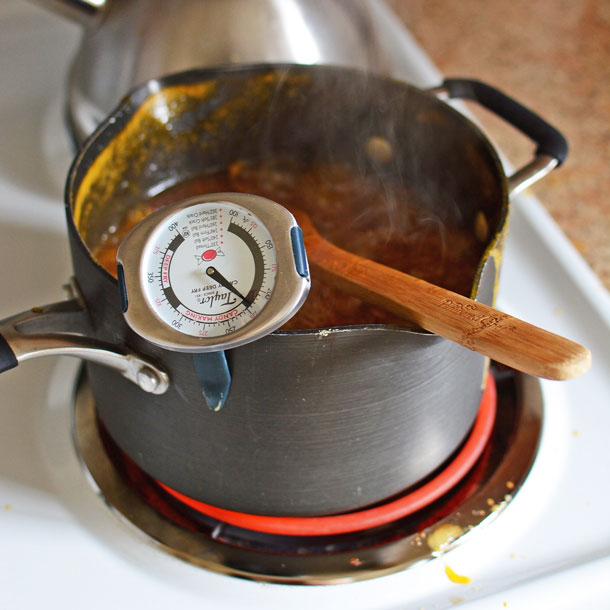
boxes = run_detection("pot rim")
[64,62,510,338]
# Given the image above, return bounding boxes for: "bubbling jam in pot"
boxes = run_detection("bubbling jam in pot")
[93,160,486,330]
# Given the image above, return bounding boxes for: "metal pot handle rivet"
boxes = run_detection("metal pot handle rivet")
[0,296,169,395]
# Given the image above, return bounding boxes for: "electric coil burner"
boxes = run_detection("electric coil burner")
[72,365,542,584]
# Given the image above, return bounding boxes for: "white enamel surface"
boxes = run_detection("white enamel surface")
[0,1,609,609]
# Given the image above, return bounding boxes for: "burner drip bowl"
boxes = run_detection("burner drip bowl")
[72,366,542,584]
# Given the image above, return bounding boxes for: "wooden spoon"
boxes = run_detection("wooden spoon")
[292,209,591,380]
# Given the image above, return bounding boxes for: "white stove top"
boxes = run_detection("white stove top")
[1,2,609,608]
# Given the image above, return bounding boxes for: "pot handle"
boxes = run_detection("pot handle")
[0,296,169,395]
[430,78,568,195]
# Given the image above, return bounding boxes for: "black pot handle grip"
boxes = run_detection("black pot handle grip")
[0,333,18,373]
[442,78,568,166]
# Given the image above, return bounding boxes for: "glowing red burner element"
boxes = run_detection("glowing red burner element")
[158,374,498,537]
[201,249,217,262]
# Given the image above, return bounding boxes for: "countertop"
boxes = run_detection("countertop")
[389,0,610,291]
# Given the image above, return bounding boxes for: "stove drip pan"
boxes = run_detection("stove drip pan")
[72,366,542,584]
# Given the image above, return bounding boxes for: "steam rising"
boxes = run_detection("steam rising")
[86,65,499,329]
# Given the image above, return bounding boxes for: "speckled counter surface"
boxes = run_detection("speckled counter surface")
[389,0,610,291]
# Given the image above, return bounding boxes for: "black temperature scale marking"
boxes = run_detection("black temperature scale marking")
[228,222,266,308]
[161,221,266,323]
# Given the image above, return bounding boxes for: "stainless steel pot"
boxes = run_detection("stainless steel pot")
[36,0,428,144]
[0,64,566,516]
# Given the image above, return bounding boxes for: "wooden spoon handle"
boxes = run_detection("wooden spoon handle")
[299,222,591,380]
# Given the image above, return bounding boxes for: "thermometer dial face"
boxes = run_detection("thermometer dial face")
[143,201,277,338]
[116,193,309,353]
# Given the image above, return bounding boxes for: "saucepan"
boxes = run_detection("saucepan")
[0,64,567,516]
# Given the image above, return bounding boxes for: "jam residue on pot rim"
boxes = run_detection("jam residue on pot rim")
[92,159,487,330]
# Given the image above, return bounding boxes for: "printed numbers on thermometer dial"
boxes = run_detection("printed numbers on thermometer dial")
[142,202,278,338]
